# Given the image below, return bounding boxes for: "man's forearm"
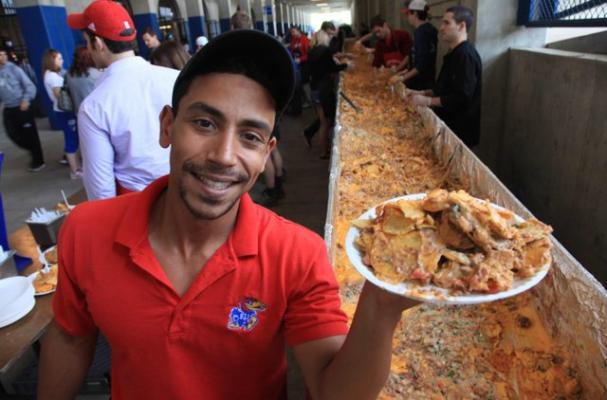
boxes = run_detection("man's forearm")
[403,67,419,82]
[318,283,413,400]
[38,320,98,400]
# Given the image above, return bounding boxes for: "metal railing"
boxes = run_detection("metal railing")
[518,0,607,27]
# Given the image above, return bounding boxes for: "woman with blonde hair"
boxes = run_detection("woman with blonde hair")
[42,49,81,179]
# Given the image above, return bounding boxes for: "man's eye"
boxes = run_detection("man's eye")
[193,119,213,129]
[242,132,264,144]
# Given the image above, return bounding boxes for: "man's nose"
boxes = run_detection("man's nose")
[208,130,237,167]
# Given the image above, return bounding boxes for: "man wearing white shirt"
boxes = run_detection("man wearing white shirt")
[67,0,179,200]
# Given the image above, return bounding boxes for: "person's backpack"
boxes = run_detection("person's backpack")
[57,75,74,112]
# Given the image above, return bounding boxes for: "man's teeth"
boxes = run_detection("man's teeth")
[198,175,231,190]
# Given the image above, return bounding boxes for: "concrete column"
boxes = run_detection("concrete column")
[204,0,221,37]
[217,0,235,32]
[238,0,252,16]
[276,2,284,35]
[186,0,207,51]
[14,0,76,128]
[128,0,161,59]
[264,0,277,35]
[467,0,547,169]
[285,4,291,28]
[253,0,267,32]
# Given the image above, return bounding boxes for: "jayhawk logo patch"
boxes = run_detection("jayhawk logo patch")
[227,297,266,332]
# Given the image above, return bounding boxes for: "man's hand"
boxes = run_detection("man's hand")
[411,94,432,107]
[19,99,30,111]
[361,281,420,319]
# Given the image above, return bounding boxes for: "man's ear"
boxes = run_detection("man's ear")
[94,36,105,52]
[159,105,174,148]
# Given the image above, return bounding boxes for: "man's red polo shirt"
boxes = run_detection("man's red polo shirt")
[53,176,348,399]
[373,29,413,68]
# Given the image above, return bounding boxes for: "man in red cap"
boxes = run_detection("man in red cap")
[66,0,179,200]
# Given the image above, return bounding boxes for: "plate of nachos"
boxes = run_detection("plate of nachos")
[346,190,553,304]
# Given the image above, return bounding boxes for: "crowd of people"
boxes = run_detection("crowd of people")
[0,0,484,398]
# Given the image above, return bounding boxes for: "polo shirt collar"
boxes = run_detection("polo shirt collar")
[115,175,259,257]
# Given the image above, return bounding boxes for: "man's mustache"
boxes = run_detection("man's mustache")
[182,160,247,181]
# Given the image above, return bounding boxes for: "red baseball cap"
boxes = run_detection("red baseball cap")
[67,0,136,42]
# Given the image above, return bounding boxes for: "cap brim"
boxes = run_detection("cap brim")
[67,13,88,30]
[175,30,295,115]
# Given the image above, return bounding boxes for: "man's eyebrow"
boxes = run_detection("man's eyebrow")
[240,119,273,134]
[185,102,225,121]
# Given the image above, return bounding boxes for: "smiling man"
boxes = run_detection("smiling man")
[37,30,418,400]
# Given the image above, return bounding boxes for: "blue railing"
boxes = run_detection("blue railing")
[518,0,607,26]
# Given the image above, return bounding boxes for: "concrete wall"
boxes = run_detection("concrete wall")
[472,0,546,170]
[547,30,607,56]
[502,48,607,286]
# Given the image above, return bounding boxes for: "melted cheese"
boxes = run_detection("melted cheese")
[333,52,581,399]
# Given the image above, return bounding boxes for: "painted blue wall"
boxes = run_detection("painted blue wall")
[208,20,221,38]
[188,16,207,52]
[219,18,231,33]
[283,23,289,34]
[255,21,265,32]
[266,22,275,35]
[132,13,160,59]
[16,5,76,129]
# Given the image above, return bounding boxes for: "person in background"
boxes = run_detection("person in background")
[17,54,45,118]
[66,47,102,114]
[395,0,437,90]
[407,6,482,147]
[195,36,208,53]
[370,15,412,70]
[230,11,252,29]
[42,49,82,179]
[308,29,350,159]
[150,41,191,70]
[67,0,179,199]
[0,46,45,171]
[37,29,418,400]
[141,27,161,53]
[287,26,310,116]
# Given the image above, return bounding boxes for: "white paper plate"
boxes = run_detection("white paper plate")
[30,270,57,296]
[0,295,35,328]
[345,193,551,305]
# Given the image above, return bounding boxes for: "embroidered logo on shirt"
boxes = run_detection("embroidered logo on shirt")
[227,297,266,332]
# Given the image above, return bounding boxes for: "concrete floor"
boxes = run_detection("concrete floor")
[0,115,83,234]
[1,106,329,399]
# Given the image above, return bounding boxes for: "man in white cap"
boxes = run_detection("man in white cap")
[396,0,437,90]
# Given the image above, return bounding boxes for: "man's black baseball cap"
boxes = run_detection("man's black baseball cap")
[172,29,295,116]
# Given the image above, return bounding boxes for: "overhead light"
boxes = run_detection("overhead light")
[316,2,328,6]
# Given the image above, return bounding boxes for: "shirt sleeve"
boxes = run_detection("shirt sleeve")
[52,210,97,336]
[439,52,479,113]
[300,37,310,63]
[16,66,36,101]
[78,102,118,199]
[397,31,413,58]
[373,41,384,68]
[47,71,63,89]
[284,239,349,347]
